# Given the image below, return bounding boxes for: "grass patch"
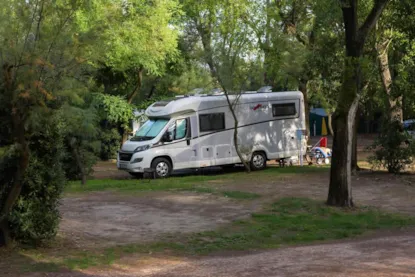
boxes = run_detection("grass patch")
[66,166,329,194]
[15,197,415,272]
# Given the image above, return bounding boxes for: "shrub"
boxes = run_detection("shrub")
[8,117,67,246]
[99,127,121,160]
[368,119,415,173]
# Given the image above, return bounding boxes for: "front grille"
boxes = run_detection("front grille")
[119,152,133,161]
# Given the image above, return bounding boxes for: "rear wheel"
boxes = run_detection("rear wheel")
[250,152,266,170]
[151,158,172,178]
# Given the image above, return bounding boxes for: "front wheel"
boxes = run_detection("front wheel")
[151,158,172,178]
[250,152,267,171]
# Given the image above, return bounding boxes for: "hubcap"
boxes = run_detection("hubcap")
[252,154,264,168]
[156,162,169,177]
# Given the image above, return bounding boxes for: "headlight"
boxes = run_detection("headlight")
[134,145,151,152]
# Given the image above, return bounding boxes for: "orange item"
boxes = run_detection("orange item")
[320,137,328,148]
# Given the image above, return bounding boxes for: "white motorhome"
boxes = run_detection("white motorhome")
[117,91,306,178]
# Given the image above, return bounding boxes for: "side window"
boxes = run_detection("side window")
[199,113,225,132]
[175,119,187,140]
[272,103,297,117]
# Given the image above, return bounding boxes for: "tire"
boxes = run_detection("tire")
[129,172,143,179]
[250,152,267,171]
[151,157,172,178]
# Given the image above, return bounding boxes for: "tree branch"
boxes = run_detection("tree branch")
[357,0,390,44]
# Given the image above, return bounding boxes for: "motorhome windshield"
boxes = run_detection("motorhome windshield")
[131,118,169,141]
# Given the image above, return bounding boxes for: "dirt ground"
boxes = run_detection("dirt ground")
[76,232,415,277]
[20,134,415,276]
[60,163,415,249]
[60,191,260,248]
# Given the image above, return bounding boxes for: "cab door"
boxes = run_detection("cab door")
[165,117,194,170]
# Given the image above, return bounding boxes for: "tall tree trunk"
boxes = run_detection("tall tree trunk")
[327,0,389,207]
[327,58,360,207]
[121,67,144,146]
[299,78,310,139]
[376,39,402,122]
[327,113,334,136]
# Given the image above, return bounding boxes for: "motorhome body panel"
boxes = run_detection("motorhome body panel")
[117,91,306,173]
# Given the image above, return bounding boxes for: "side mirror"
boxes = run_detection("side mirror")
[162,132,173,142]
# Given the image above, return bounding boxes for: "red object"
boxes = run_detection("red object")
[320,137,328,148]
[253,104,262,111]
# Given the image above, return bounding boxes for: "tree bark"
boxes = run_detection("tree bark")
[127,67,143,104]
[327,59,360,207]
[351,108,359,174]
[327,0,389,207]
[299,78,310,139]
[0,219,10,247]
[121,67,144,146]
[70,138,86,185]
[327,113,334,136]
[376,38,403,122]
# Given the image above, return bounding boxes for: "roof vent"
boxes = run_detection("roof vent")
[257,86,273,93]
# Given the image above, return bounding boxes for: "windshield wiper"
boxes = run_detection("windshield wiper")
[130,136,154,141]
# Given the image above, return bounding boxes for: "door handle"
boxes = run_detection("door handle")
[186,139,190,146]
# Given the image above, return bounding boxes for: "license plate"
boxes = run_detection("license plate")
[118,163,127,169]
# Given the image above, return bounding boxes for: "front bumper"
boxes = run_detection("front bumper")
[117,151,148,173]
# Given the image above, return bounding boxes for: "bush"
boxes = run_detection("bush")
[99,127,121,160]
[368,119,415,173]
[58,105,100,181]
[8,118,67,246]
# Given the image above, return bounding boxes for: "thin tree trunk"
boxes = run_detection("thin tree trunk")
[127,67,143,104]
[147,77,160,99]
[197,23,251,172]
[121,67,144,146]
[328,113,334,136]
[376,38,402,122]
[299,78,310,139]
[70,139,86,185]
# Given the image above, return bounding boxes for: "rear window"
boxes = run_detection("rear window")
[272,103,297,117]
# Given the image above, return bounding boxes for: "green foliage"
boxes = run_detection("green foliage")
[93,94,134,159]
[82,0,180,74]
[99,128,121,160]
[369,119,415,173]
[9,115,67,246]
[58,105,100,180]
[94,94,134,129]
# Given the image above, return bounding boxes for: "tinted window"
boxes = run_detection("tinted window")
[199,113,225,132]
[175,119,187,140]
[272,103,297,117]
